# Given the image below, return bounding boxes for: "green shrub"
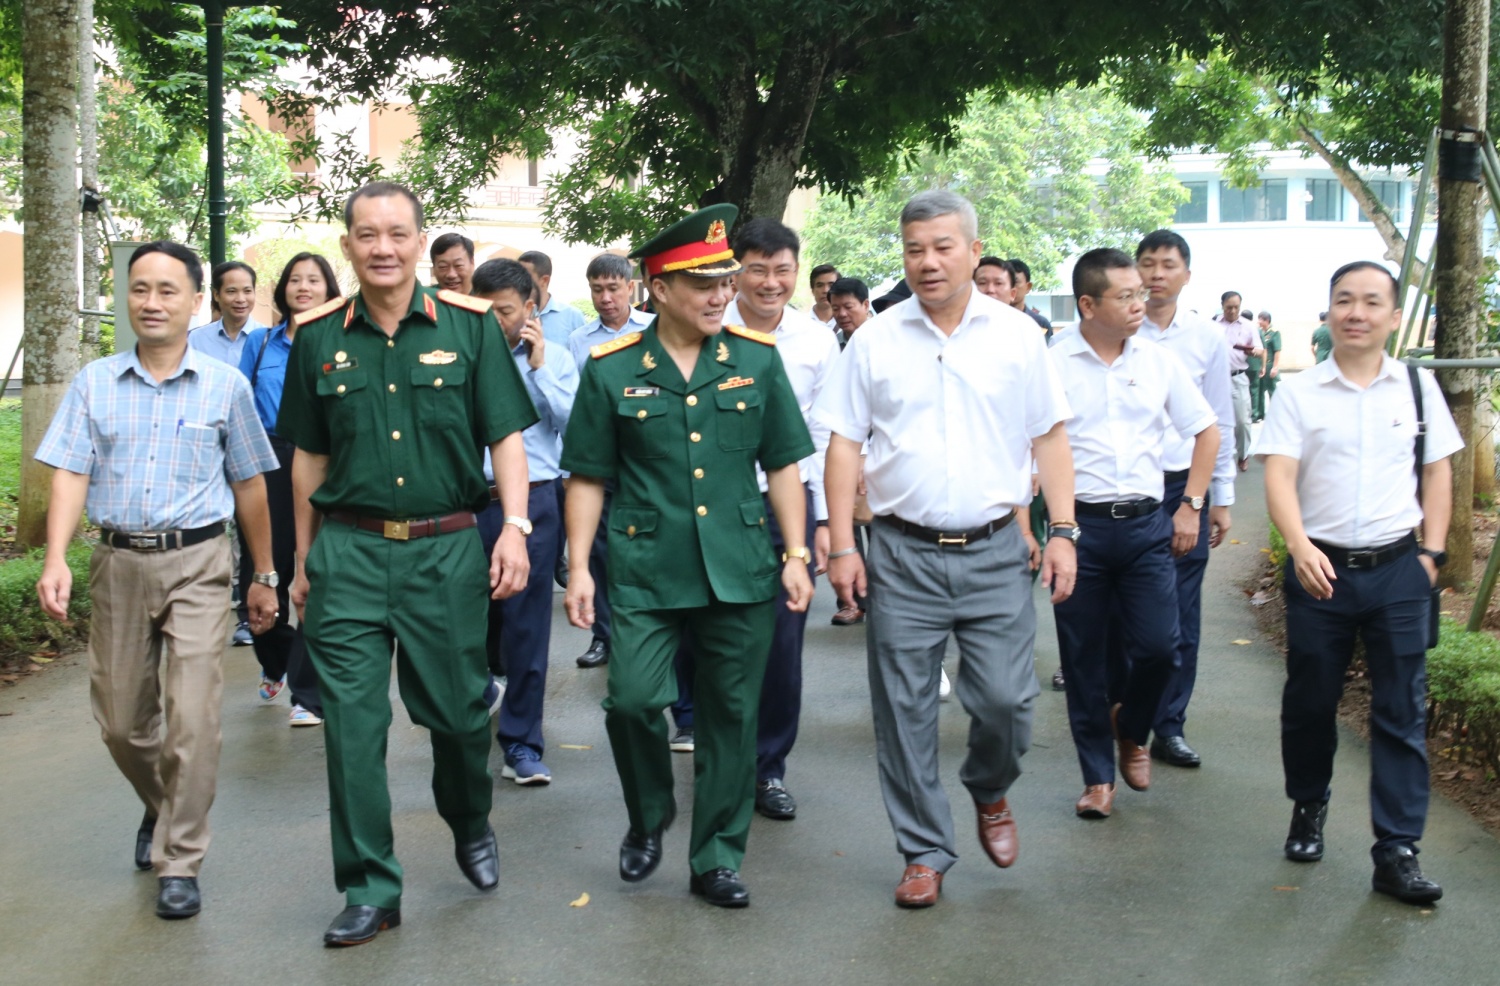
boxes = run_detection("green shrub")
[0,541,94,660]
[1267,519,1287,583]
[1427,617,1500,778]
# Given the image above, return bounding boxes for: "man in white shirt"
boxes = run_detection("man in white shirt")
[1123,230,1238,768]
[519,250,587,346]
[828,277,871,352]
[566,254,657,672]
[809,263,839,328]
[674,218,839,819]
[1049,249,1219,820]
[1259,261,1461,906]
[816,190,1077,908]
[1213,291,1260,470]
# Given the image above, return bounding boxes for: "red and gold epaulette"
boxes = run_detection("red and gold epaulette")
[590,332,643,359]
[724,324,776,346]
[437,289,494,314]
[293,296,351,329]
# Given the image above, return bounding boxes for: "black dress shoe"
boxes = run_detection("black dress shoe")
[324,905,401,946]
[690,867,750,908]
[1284,799,1328,862]
[620,806,675,882]
[1372,846,1443,904]
[755,778,797,820]
[135,813,157,871]
[1050,669,1065,691]
[455,825,499,891]
[1149,735,1202,768]
[577,640,609,669]
[155,877,201,919]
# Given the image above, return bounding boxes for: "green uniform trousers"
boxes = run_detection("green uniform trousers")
[606,596,776,876]
[303,520,494,909]
[1247,355,1265,421]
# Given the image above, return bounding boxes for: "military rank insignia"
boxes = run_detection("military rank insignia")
[716,341,730,362]
[641,350,658,370]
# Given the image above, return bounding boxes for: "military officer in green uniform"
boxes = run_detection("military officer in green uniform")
[279,182,540,946]
[561,204,815,908]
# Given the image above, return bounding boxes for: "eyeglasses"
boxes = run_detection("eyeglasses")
[1094,289,1151,304]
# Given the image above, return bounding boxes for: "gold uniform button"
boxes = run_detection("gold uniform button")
[387,339,395,348]
[686,395,698,407]
[434,377,443,388]
[396,477,405,487]
[690,432,701,443]
[626,525,637,536]
[637,409,648,420]
[736,401,746,411]
[335,350,347,362]
[696,505,708,517]
[392,430,401,441]
[693,468,704,479]
[388,383,397,393]
[336,384,346,394]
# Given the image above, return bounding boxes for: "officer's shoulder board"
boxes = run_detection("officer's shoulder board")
[293,296,350,329]
[590,332,643,359]
[437,289,494,315]
[724,323,776,346]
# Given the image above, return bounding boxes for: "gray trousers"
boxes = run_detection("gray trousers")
[866,519,1039,873]
[1231,371,1253,461]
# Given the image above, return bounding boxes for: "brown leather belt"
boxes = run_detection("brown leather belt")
[876,511,1015,547]
[489,481,553,501]
[326,510,476,541]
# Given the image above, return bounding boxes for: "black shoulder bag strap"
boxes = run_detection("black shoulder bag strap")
[249,327,274,390]
[1409,363,1439,649]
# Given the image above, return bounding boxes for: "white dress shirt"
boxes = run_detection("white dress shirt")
[1214,314,1256,373]
[1256,355,1463,547]
[1050,331,1216,503]
[724,298,839,521]
[814,289,1072,529]
[1140,308,1238,506]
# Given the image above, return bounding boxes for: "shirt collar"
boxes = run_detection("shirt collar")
[1054,325,1136,365]
[348,285,438,332]
[1316,352,1403,389]
[117,343,201,384]
[898,286,994,338]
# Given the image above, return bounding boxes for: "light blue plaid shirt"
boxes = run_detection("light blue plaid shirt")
[568,308,656,370]
[187,316,265,367]
[537,295,587,346]
[35,346,279,532]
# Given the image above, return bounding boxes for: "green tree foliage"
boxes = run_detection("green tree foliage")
[800,88,1185,290]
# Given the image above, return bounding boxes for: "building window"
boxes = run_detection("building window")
[1359,179,1406,225]
[527,155,540,187]
[1174,182,1208,224]
[1219,179,1288,222]
[1305,178,1344,221]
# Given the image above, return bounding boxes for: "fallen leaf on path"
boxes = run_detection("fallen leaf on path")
[1250,591,1270,606]
[569,893,590,908]
[1273,886,1298,892]
[1230,539,1243,545]
[559,744,592,750]
[1260,548,1271,554]
[1232,639,1252,646]
[29,656,52,664]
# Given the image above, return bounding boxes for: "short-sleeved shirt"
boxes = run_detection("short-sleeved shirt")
[188,316,265,367]
[814,290,1072,529]
[1136,308,1237,505]
[1256,355,1463,547]
[483,335,578,485]
[537,295,587,347]
[277,285,540,518]
[560,322,813,609]
[1214,314,1257,372]
[237,321,294,436]
[1263,328,1282,364]
[1049,331,1216,502]
[1311,324,1333,363]
[569,308,656,370]
[35,346,278,531]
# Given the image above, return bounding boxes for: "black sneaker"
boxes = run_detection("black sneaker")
[669,727,694,753]
[1051,669,1065,691]
[1372,846,1443,904]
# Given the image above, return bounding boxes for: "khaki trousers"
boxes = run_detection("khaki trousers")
[88,535,231,877]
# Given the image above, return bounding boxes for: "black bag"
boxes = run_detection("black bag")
[1408,364,1441,650]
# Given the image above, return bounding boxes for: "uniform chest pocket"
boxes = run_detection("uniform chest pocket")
[411,364,469,431]
[616,399,669,459]
[715,389,764,451]
[316,369,369,433]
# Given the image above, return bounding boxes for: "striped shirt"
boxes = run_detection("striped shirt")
[35,346,279,532]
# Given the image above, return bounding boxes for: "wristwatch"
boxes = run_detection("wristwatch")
[783,546,813,564]
[503,516,533,536]
[1181,495,1205,511]
[252,571,280,588]
[1047,523,1081,545]
[1419,547,1448,568]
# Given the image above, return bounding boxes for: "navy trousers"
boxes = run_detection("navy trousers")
[587,490,614,647]
[674,485,816,782]
[476,483,562,755]
[1281,547,1431,855]
[1105,473,1209,736]
[1055,508,1180,786]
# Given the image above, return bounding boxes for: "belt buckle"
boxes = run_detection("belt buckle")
[1110,502,1130,520]
[128,533,162,550]
[1346,550,1374,570]
[937,533,968,547]
[383,520,410,541]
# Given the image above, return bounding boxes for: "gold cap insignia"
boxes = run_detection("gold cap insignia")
[716,341,730,363]
[705,219,727,245]
[419,350,458,365]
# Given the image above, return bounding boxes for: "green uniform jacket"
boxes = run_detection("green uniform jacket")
[561,322,814,611]
[277,285,539,517]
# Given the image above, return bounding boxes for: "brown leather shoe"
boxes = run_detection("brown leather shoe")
[1111,703,1151,791]
[894,864,943,908]
[975,796,1018,868]
[1075,784,1115,818]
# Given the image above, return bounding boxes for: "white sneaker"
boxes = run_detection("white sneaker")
[939,666,952,701]
[289,704,323,727]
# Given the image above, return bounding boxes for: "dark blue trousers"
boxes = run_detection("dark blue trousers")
[587,490,614,646]
[1281,548,1431,855]
[1104,473,1209,736]
[1055,508,1180,786]
[674,485,816,782]
[476,483,562,755]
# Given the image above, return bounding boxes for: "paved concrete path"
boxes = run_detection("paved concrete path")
[4,464,1499,985]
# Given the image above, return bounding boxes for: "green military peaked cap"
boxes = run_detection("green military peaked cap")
[629,203,742,279]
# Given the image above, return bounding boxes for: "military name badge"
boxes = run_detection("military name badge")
[718,376,754,390]
[419,349,458,365]
[322,351,358,373]
[623,386,660,397]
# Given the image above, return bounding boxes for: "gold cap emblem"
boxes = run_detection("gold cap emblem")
[705,219,727,245]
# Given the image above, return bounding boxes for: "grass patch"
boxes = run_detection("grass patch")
[0,540,94,662]
[0,398,20,503]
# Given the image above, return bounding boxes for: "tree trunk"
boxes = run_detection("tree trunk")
[19,0,81,550]
[1474,393,1496,498]
[1432,0,1489,588]
[79,0,101,362]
